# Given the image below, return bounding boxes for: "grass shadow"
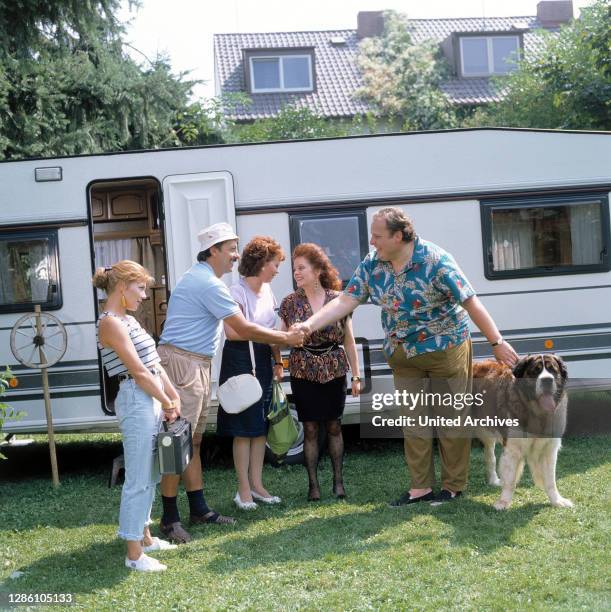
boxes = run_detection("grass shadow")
[195,493,551,576]
[1,540,127,595]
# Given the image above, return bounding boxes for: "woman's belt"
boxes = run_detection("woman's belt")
[295,343,340,357]
[117,365,161,382]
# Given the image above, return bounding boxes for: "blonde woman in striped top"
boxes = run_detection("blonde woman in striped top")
[93,260,181,573]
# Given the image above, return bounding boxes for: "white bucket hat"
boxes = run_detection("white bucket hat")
[197,222,239,252]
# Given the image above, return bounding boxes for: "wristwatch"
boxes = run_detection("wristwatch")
[351,376,362,382]
[491,337,504,347]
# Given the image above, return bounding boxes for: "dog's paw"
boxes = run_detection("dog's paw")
[488,476,501,487]
[551,496,574,508]
[494,499,511,511]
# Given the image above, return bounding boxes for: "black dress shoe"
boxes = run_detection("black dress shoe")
[389,491,434,507]
[430,489,462,506]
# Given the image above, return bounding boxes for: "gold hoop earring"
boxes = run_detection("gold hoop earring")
[121,293,127,308]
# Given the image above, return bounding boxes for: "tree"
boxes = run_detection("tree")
[472,0,610,130]
[0,0,223,160]
[356,10,458,131]
[228,104,351,143]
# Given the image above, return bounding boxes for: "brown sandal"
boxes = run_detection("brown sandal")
[159,521,192,544]
[190,511,236,525]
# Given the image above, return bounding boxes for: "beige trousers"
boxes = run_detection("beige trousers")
[387,340,473,492]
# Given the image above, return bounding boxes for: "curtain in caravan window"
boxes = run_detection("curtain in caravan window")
[94,239,132,268]
[569,202,602,265]
[28,242,49,301]
[131,238,156,279]
[94,239,132,298]
[0,237,52,306]
[491,211,534,271]
[131,237,156,333]
[0,243,13,303]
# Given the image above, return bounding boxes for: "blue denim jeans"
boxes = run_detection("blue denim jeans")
[115,378,162,541]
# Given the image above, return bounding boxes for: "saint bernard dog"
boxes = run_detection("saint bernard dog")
[472,354,573,510]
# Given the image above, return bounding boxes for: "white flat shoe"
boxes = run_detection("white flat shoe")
[142,537,177,553]
[251,490,282,504]
[125,553,167,572]
[234,492,258,510]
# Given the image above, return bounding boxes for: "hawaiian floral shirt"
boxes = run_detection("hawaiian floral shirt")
[344,236,476,360]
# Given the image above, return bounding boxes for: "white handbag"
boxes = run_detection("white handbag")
[217,341,262,414]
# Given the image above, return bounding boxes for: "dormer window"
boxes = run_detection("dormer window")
[246,50,314,93]
[459,35,520,77]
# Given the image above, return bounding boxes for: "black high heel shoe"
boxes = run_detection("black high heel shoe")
[308,484,321,502]
[332,481,346,499]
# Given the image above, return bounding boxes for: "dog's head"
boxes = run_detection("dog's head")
[512,354,568,413]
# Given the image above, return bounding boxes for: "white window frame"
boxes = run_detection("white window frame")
[249,54,313,93]
[459,35,520,77]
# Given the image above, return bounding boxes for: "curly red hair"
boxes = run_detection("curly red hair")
[292,243,342,291]
[238,236,285,277]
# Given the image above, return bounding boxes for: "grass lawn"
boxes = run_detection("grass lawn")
[0,432,609,611]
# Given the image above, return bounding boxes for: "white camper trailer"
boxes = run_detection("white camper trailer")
[1,128,610,437]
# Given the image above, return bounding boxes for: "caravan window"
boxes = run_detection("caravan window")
[289,211,368,286]
[0,229,62,313]
[481,194,610,279]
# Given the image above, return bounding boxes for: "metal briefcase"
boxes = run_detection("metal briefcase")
[157,417,193,475]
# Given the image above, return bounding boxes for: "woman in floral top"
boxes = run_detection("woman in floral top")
[279,243,361,501]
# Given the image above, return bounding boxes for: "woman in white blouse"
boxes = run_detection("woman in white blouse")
[218,237,285,510]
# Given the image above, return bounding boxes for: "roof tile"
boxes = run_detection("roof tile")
[215,16,557,118]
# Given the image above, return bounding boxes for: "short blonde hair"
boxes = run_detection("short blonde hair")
[92,260,154,294]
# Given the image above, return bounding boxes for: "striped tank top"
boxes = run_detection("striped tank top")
[96,312,160,377]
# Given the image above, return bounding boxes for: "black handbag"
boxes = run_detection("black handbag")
[156,417,193,475]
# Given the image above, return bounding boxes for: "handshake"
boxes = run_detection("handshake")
[282,322,312,347]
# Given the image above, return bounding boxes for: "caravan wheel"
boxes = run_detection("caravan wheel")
[10,312,67,369]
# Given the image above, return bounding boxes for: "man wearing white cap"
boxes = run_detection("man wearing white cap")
[157,222,304,543]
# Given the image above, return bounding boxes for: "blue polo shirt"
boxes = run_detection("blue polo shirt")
[344,236,476,360]
[159,262,240,357]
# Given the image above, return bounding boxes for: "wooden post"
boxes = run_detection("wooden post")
[35,305,60,487]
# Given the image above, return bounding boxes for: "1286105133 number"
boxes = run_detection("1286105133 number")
[1,592,75,606]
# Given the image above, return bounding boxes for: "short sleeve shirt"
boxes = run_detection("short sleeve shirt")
[230,278,277,328]
[344,236,476,360]
[278,288,349,383]
[159,262,240,357]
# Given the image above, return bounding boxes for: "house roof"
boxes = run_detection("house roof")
[214,15,556,121]
[214,30,368,121]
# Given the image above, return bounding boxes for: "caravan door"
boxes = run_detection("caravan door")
[162,172,236,288]
[162,171,237,424]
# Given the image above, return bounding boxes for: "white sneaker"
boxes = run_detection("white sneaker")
[234,492,258,510]
[142,537,177,553]
[251,490,282,504]
[125,553,167,572]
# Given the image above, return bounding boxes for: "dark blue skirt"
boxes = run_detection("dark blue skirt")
[217,340,273,438]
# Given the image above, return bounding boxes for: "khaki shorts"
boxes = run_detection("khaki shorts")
[157,344,212,435]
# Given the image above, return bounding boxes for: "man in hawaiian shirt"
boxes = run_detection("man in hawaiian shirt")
[292,207,518,506]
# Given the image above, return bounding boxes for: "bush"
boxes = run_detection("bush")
[0,368,21,459]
